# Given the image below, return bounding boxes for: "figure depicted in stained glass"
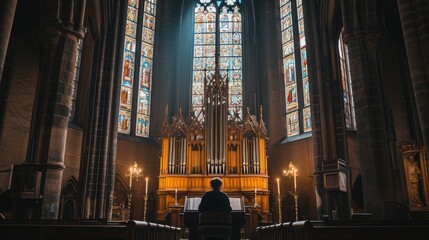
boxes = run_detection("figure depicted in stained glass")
[145,2,154,14]
[125,38,136,52]
[287,112,299,135]
[143,28,153,43]
[122,114,129,131]
[196,14,203,32]
[304,78,310,106]
[126,21,137,37]
[129,0,138,8]
[123,54,134,86]
[304,108,311,131]
[140,61,151,91]
[121,89,128,104]
[144,14,155,29]
[301,50,307,77]
[285,59,295,84]
[287,85,297,106]
[128,7,137,22]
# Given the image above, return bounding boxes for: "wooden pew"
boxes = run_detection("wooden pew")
[0,220,181,240]
[257,219,429,240]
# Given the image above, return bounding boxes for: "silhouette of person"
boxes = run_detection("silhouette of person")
[198,177,232,212]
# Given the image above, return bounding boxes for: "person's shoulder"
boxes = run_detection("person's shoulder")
[220,191,230,198]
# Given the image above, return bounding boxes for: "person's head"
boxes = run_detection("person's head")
[210,177,223,190]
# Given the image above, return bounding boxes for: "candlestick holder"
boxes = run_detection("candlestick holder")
[289,190,299,222]
[277,195,282,223]
[143,195,148,221]
[125,161,143,221]
[174,187,178,206]
[283,161,299,221]
[254,186,259,208]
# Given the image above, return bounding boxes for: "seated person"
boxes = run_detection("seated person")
[198,177,232,212]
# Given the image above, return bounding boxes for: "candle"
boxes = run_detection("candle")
[175,186,178,194]
[276,178,280,195]
[129,168,133,189]
[145,177,148,195]
[254,186,257,194]
[8,164,14,190]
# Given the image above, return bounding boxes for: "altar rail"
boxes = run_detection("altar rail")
[256,220,429,240]
[0,220,181,240]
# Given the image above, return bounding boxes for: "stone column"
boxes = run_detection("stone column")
[396,0,429,156]
[78,0,121,220]
[0,0,18,81]
[22,0,85,219]
[306,0,351,220]
[28,31,81,219]
[343,25,392,219]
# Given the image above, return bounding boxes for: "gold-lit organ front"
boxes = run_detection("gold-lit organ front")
[157,34,270,226]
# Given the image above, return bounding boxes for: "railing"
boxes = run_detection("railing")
[0,220,181,240]
[128,220,181,240]
[257,220,429,240]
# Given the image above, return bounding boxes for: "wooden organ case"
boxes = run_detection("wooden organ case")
[156,61,270,237]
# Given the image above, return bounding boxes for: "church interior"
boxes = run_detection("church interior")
[1,0,429,239]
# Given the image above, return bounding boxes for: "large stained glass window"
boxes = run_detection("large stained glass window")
[192,0,243,119]
[119,0,157,137]
[338,33,355,129]
[70,39,83,122]
[280,0,311,137]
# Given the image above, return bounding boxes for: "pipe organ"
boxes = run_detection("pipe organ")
[157,70,270,223]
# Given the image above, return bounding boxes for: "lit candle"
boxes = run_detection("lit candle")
[145,177,149,195]
[254,186,257,194]
[175,186,178,194]
[276,178,280,195]
[129,167,133,189]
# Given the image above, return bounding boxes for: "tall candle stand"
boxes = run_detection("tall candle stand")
[174,186,178,206]
[143,194,148,221]
[277,195,282,223]
[125,161,143,220]
[254,186,259,208]
[283,161,299,222]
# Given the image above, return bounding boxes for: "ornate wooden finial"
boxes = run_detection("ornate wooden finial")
[399,141,424,153]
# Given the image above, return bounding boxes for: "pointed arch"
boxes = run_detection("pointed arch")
[59,177,78,220]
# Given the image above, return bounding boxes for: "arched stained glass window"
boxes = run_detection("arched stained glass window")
[279,0,311,137]
[338,33,355,129]
[119,0,157,137]
[192,0,243,119]
[69,39,83,122]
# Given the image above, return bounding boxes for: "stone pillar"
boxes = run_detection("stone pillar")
[19,1,86,219]
[396,0,429,156]
[0,0,18,81]
[27,31,80,219]
[78,0,121,220]
[343,24,392,219]
[306,0,351,220]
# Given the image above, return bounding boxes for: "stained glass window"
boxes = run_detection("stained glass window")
[119,0,157,137]
[192,0,243,119]
[338,33,355,129]
[69,39,83,121]
[280,0,311,137]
